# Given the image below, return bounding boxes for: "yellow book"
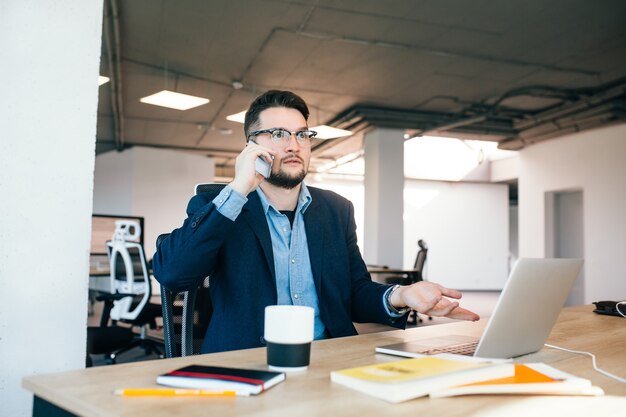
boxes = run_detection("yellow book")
[429,363,604,398]
[330,356,514,403]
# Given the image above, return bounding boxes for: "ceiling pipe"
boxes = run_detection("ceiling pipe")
[408,115,488,139]
[498,103,625,150]
[103,0,125,151]
[514,80,626,131]
[320,77,626,153]
[110,0,125,151]
[102,2,120,151]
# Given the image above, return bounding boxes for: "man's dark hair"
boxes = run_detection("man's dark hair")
[244,90,309,138]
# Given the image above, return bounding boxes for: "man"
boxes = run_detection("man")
[153,90,478,354]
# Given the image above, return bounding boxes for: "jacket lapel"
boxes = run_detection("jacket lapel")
[303,197,325,292]
[241,192,276,284]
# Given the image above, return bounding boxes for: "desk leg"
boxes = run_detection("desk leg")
[33,396,78,417]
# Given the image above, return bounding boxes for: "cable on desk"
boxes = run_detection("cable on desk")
[616,301,626,318]
[544,343,626,384]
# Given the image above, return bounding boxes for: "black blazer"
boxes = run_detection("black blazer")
[153,185,407,353]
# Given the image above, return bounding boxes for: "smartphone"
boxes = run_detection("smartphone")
[255,156,273,178]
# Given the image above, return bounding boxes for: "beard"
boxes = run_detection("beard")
[266,157,307,189]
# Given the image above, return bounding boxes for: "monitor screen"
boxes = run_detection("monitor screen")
[90,214,145,255]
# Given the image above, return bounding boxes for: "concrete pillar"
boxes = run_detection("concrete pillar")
[0,1,103,415]
[363,128,405,268]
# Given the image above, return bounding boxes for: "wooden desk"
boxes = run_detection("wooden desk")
[23,306,626,417]
[367,266,418,275]
[367,266,419,288]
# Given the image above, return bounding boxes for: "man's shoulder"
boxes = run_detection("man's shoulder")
[307,185,351,207]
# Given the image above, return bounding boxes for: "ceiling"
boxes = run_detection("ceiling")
[97,0,626,177]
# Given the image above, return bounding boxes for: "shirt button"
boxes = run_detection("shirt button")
[283,227,287,232]
[291,259,296,264]
[191,222,197,228]
[218,199,224,203]
[294,293,299,299]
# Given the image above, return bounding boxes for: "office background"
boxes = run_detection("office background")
[2,1,625,416]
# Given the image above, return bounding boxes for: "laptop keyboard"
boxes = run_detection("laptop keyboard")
[423,340,479,356]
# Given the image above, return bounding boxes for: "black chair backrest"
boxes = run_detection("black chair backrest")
[109,245,147,278]
[413,239,428,270]
[194,182,227,195]
[158,183,225,358]
[412,239,428,282]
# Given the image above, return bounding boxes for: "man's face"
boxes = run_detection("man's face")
[254,107,311,189]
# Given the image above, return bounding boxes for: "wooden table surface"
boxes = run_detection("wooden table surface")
[367,267,418,274]
[23,305,626,417]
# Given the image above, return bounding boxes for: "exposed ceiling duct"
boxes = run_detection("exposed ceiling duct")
[320,77,626,151]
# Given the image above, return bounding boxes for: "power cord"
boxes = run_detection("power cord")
[544,344,626,384]
[616,301,626,318]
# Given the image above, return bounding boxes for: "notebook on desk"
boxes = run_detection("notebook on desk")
[376,258,583,359]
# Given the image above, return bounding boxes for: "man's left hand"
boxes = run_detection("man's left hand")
[389,281,480,321]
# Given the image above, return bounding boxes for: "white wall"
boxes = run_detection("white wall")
[309,176,509,290]
[0,1,103,416]
[509,206,519,272]
[93,147,215,258]
[518,123,626,303]
[404,180,509,290]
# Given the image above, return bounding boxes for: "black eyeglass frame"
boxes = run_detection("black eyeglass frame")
[247,127,318,144]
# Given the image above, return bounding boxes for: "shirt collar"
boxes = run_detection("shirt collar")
[256,182,312,215]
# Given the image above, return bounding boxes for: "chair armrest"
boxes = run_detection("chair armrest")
[160,288,178,358]
[367,264,389,269]
[181,288,197,357]
[160,287,199,358]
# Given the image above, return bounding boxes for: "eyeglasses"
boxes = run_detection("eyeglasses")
[247,128,317,146]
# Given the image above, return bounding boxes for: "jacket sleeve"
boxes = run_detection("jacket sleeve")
[152,193,236,293]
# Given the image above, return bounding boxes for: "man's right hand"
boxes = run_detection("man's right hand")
[229,142,275,196]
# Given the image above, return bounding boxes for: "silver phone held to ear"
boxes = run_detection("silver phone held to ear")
[247,139,273,178]
[255,156,273,178]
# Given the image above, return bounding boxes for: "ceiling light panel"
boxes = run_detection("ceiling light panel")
[226,110,246,123]
[311,125,352,139]
[140,90,210,110]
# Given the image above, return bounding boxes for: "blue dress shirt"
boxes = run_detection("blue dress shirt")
[212,183,328,339]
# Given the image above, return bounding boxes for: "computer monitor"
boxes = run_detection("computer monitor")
[90,214,144,255]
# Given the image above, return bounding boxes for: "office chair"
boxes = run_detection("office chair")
[385,239,429,324]
[159,183,225,357]
[104,220,164,360]
[86,281,137,366]
[86,326,134,367]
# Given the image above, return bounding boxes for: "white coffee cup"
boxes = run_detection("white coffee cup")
[264,305,314,372]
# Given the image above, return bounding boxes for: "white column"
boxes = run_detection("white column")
[0,1,103,416]
[363,128,405,268]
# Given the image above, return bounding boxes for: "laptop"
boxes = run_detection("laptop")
[376,258,583,359]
